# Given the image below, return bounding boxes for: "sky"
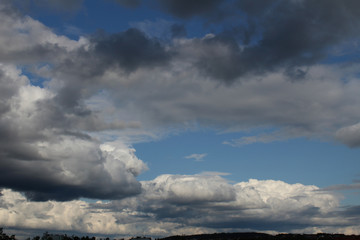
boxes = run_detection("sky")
[1,0,360,238]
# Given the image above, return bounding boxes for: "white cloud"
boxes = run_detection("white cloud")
[185,153,207,161]
[141,174,236,203]
[0,3,87,64]
[1,174,359,237]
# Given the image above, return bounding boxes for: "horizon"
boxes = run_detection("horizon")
[3,229,360,240]
[1,0,360,237]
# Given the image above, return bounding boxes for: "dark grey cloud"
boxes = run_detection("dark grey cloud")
[186,0,360,82]
[106,0,360,83]
[118,0,360,82]
[46,28,172,93]
[8,0,360,83]
[341,205,360,218]
[335,123,360,148]
[91,28,172,72]
[0,126,145,201]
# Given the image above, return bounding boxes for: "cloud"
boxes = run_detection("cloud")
[2,175,359,236]
[1,0,360,205]
[109,0,360,82]
[142,174,236,204]
[3,0,360,147]
[223,131,293,147]
[0,51,147,201]
[321,183,360,191]
[91,28,172,72]
[222,127,312,146]
[94,60,360,146]
[335,123,360,148]
[0,2,86,65]
[0,0,360,235]
[185,153,207,162]
[0,4,151,201]
[113,175,344,233]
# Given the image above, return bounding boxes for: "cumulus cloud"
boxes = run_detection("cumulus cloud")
[0,3,151,201]
[2,175,359,236]
[108,175,345,233]
[0,6,148,200]
[141,174,236,204]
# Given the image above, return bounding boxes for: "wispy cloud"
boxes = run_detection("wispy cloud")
[185,153,207,162]
[223,130,294,147]
[321,183,360,191]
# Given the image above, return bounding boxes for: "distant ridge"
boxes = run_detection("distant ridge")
[159,232,360,240]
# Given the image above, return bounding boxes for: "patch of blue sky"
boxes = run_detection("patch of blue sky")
[135,129,360,191]
[322,53,360,65]
[21,0,171,39]
[20,64,51,87]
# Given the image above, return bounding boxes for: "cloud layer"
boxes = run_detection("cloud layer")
[1,0,360,235]
[1,0,360,202]
[1,174,359,236]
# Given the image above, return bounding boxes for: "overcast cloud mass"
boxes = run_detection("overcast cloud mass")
[1,0,360,237]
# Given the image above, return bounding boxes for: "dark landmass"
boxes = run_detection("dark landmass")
[2,229,360,240]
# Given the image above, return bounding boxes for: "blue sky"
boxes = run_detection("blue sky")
[1,0,360,238]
